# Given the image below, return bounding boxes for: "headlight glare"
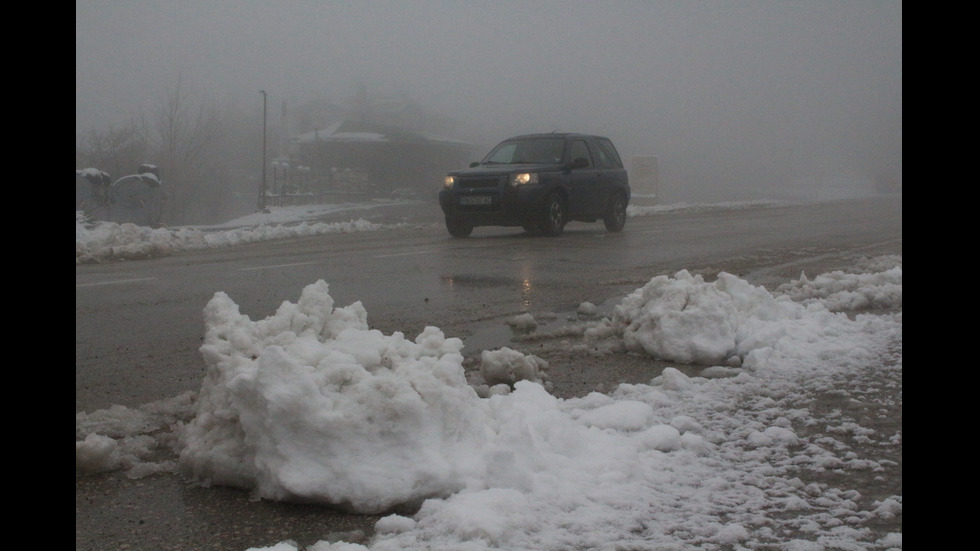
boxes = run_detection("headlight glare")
[511,173,538,186]
[444,176,455,189]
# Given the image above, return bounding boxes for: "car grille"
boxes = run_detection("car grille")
[457,177,500,189]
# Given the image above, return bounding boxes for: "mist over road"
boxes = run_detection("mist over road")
[76,195,901,413]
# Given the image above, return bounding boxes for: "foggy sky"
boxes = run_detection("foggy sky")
[76,0,902,202]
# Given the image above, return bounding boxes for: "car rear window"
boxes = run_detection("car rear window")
[594,137,624,168]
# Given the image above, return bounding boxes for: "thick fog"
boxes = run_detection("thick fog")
[76,0,902,203]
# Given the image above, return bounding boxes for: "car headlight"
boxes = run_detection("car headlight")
[510,172,538,186]
[444,176,455,189]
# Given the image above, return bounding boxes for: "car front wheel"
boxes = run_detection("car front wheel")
[603,193,628,232]
[539,193,566,237]
[445,217,474,238]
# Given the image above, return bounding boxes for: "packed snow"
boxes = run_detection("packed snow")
[75,198,793,264]
[76,200,902,550]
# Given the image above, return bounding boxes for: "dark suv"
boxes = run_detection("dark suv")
[439,133,630,237]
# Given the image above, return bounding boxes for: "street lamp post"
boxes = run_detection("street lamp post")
[259,90,268,211]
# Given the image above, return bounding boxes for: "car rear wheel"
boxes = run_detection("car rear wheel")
[539,193,566,236]
[445,217,473,238]
[603,193,628,232]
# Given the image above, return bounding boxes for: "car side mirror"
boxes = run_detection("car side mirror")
[567,157,589,170]
[470,162,480,167]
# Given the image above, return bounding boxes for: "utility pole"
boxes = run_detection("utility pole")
[259,90,268,210]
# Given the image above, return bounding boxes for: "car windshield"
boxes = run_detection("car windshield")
[482,138,565,164]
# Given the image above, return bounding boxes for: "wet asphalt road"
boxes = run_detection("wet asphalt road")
[76,195,902,550]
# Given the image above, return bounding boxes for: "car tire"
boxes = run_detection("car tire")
[445,217,473,238]
[603,193,628,232]
[539,193,566,237]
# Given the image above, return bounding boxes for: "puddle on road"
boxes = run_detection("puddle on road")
[455,294,728,394]
[455,297,717,400]
[458,296,620,357]
[440,274,516,288]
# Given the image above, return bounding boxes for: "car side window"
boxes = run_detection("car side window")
[567,140,593,167]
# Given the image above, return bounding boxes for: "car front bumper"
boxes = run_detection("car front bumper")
[439,185,553,227]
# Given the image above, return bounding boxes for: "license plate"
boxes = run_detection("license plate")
[460,195,492,205]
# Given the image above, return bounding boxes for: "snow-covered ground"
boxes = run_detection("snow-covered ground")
[76,198,901,550]
[76,198,794,264]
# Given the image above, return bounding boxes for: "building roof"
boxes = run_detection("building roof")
[291,120,471,148]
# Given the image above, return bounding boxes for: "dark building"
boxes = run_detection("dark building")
[286,120,476,197]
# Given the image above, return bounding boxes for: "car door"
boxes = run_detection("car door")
[591,136,625,213]
[564,139,602,217]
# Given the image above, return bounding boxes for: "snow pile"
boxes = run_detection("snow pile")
[179,280,490,513]
[75,213,389,263]
[76,259,902,550]
[775,254,903,311]
[604,269,802,365]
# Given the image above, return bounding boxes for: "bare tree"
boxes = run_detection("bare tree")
[76,78,264,226]
[152,75,222,225]
[75,119,150,180]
